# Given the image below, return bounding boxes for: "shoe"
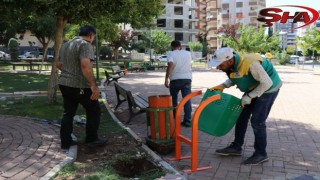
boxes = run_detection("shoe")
[86,137,108,147]
[243,153,268,165]
[181,120,191,127]
[61,140,78,149]
[215,143,242,156]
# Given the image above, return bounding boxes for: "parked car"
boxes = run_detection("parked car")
[288,55,299,64]
[38,52,54,61]
[18,51,36,59]
[156,55,167,62]
[0,51,10,60]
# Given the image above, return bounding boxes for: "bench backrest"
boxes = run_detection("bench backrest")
[114,82,142,109]
[131,64,141,68]
[126,91,140,109]
[112,65,121,71]
[114,82,128,99]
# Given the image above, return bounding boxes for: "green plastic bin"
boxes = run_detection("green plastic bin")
[198,89,243,137]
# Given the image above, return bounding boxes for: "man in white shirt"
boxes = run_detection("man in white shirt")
[164,41,193,127]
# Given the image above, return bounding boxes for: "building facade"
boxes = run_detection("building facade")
[195,0,218,50]
[272,20,298,49]
[196,0,266,50]
[156,0,199,49]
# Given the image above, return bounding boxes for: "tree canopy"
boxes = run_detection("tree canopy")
[297,28,320,55]
[219,24,281,53]
[150,31,173,55]
[188,42,203,52]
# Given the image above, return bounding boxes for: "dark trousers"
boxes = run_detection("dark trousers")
[59,85,101,148]
[169,79,192,121]
[233,90,279,156]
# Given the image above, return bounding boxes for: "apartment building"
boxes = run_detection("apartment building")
[272,20,298,48]
[195,0,218,50]
[155,0,199,49]
[196,0,266,50]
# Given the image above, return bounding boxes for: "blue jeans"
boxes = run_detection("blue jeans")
[233,90,279,156]
[169,79,192,121]
[59,85,101,148]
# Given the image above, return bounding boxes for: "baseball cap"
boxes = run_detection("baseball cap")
[208,47,234,67]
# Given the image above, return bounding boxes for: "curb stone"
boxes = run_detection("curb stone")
[40,124,78,180]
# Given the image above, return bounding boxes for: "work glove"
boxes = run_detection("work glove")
[241,94,252,107]
[209,85,224,92]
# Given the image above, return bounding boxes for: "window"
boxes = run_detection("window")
[175,33,183,41]
[174,20,183,28]
[168,0,182,4]
[157,19,166,27]
[174,6,183,15]
[236,2,243,7]
[250,6,257,11]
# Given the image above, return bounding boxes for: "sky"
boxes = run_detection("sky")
[266,0,320,12]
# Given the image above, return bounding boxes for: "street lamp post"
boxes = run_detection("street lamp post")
[149,28,152,65]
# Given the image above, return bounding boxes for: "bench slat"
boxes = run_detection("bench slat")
[112,65,125,76]
[132,94,148,108]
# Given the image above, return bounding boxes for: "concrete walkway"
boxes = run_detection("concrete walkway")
[0,115,69,180]
[104,66,320,180]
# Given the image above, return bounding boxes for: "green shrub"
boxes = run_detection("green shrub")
[8,38,19,61]
[188,42,203,52]
[275,51,290,65]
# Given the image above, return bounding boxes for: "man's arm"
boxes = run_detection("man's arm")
[164,62,174,88]
[56,56,62,70]
[248,61,273,98]
[81,58,99,100]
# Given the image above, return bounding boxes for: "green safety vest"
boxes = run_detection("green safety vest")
[228,52,281,93]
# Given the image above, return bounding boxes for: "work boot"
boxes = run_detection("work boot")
[86,137,108,147]
[181,120,191,127]
[215,143,242,156]
[243,153,268,165]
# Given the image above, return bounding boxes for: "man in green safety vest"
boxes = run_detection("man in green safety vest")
[208,47,282,165]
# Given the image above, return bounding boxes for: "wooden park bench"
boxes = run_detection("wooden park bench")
[104,70,121,85]
[111,65,126,76]
[130,64,145,72]
[10,62,30,70]
[31,62,52,70]
[113,82,149,123]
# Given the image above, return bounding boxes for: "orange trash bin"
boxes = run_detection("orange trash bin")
[148,95,175,140]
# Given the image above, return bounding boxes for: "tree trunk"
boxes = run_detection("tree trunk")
[114,49,119,65]
[38,42,49,75]
[47,15,67,104]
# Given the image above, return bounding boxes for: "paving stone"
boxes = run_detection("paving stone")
[0,116,67,179]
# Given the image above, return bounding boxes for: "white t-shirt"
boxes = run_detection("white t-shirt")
[167,50,192,81]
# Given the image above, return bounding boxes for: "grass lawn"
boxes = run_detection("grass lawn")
[0,72,50,92]
[0,69,107,93]
[192,61,208,67]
